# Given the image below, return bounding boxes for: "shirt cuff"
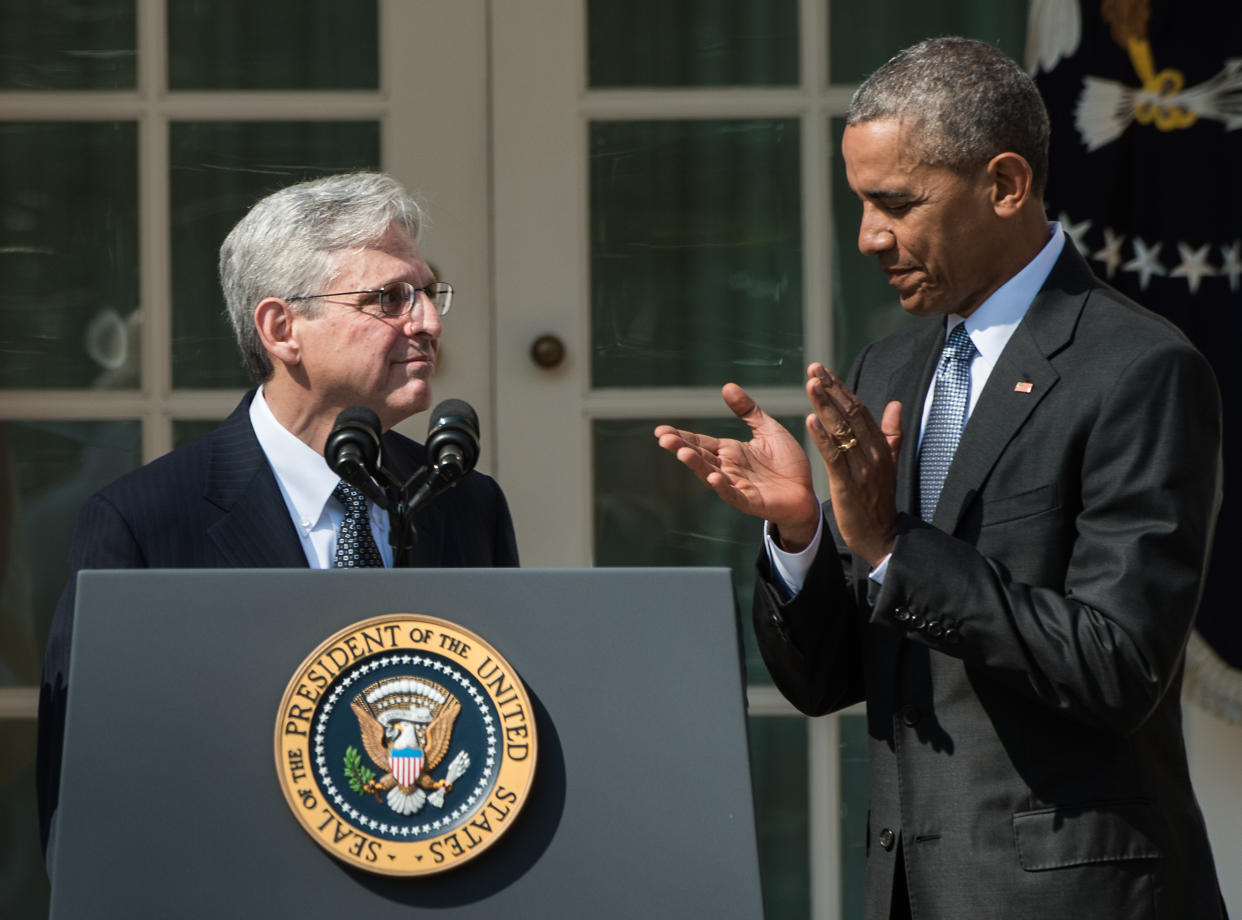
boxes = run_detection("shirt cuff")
[763,513,824,597]
[868,553,892,585]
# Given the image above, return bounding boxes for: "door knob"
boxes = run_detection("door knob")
[530,334,566,368]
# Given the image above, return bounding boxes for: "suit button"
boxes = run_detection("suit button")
[941,618,959,643]
[926,620,944,638]
[909,613,926,630]
[893,607,912,623]
[879,827,895,851]
[901,705,920,726]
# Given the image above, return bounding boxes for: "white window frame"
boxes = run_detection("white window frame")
[0,0,496,712]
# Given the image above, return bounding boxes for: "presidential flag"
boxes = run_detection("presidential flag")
[1029,0,1242,721]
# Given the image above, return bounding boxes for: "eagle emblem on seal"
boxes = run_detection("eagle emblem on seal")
[345,677,471,816]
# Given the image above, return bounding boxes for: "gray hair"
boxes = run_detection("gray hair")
[847,37,1049,197]
[219,172,423,382]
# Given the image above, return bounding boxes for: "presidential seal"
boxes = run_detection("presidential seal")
[274,614,537,875]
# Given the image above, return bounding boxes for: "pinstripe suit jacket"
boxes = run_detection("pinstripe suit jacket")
[37,391,517,855]
[754,245,1225,919]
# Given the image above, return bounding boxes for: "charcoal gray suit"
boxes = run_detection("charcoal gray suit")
[755,245,1225,919]
[37,391,518,856]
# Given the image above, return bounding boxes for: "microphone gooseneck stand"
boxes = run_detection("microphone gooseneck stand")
[324,401,481,569]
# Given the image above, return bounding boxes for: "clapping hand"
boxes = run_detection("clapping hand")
[803,364,903,567]
[654,383,822,551]
[655,369,905,564]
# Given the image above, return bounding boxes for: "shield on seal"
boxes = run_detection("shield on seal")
[391,747,424,787]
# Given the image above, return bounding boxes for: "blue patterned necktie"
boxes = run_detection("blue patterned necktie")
[333,481,384,568]
[919,323,977,521]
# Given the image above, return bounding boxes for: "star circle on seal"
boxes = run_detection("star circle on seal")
[275,613,537,875]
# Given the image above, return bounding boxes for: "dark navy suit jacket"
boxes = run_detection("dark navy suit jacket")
[37,391,518,855]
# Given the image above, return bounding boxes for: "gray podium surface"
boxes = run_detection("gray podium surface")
[50,568,765,918]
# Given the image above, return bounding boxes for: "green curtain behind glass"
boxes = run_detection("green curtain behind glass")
[167,0,378,90]
[0,122,139,390]
[590,119,803,389]
[588,0,799,87]
[0,0,135,90]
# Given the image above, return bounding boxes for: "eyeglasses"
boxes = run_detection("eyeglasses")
[287,280,453,318]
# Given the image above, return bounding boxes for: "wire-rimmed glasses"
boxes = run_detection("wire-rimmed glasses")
[287,280,453,318]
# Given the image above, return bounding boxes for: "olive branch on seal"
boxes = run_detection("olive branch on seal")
[343,745,375,795]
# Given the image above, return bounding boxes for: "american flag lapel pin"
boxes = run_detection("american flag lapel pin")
[1014,381,1034,394]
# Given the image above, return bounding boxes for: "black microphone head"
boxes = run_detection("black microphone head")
[325,405,382,479]
[428,399,478,435]
[335,404,383,432]
[426,399,480,478]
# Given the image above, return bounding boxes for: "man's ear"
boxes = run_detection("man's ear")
[254,297,302,368]
[987,152,1035,217]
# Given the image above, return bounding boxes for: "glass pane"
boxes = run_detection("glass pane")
[169,121,381,388]
[749,716,810,920]
[588,0,798,87]
[0,0,135,90]
[590,120,803,388]
[167,0,378,90]
[172,419,221,448]
[829,118,912,373]
[829,2,1027,86]
[0,420,141,687]
[0,720,49,919]
[0,122,139,390]
[839,713,870,920]
[593,416,804,686]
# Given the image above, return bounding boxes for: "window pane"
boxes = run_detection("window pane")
[749,716,810,920]
[172,419,221,448]
[593,416,804,686]
[590,120,802,388]
[169,121,381,388]
[167,0,378,90]
[839,713,870,920]
[588,0,798,87]
[0,420,141,687]
[829,2,1027,85]
[0,720,49,919]
[0,122,139,390]
[828,118,912,373]
[0,0,135,90]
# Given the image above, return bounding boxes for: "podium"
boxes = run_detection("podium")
[49,568,766,918]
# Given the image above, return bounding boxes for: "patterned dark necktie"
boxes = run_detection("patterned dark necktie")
[332,481,384,568]
[919,323,977,522]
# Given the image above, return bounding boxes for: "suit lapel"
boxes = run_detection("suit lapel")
[932,245,1092,532]
[203,392,309,568]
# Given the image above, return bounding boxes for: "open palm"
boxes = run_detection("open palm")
[655,383,821,546]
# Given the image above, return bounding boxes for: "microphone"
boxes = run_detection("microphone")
[424,399,480,485]
[325,406,385,504]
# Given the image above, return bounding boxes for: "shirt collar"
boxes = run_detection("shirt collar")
[950,222,1066,360]
[249,386,341,528]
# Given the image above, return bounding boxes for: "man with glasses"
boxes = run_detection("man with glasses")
[37,172,518,866]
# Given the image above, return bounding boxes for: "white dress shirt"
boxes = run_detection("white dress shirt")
[249,387,392,568]
[766,223,1066,593]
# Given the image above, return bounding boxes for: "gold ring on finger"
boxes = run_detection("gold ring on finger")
[836,437,858,452]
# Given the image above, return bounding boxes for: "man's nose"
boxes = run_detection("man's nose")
[857,206,895,256]
[404,292,443,337]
